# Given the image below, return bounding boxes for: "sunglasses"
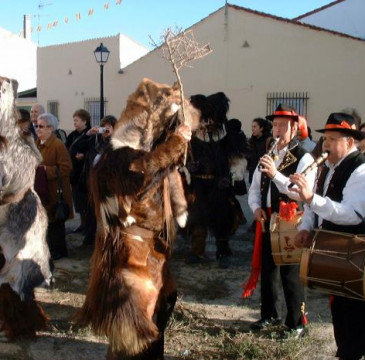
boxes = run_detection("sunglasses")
[35,125,50,129]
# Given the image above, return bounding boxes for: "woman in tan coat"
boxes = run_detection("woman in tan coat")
[36,113,73,260]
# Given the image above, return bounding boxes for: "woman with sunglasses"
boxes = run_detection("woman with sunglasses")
[36,113,73,260]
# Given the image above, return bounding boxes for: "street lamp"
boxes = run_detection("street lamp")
[93,42,110,120]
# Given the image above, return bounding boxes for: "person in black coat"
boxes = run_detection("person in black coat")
[66,109,91,232]
[247,117,272,184]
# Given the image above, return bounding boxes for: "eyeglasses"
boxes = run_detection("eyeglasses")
[35,125,50,129]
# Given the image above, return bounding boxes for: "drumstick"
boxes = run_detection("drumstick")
[260,218,266,233]
[288,151,329,188]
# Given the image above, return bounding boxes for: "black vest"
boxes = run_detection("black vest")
[316,150,365,234]
[260,141,307,212]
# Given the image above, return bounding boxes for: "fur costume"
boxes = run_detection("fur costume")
[78,78,199,359]
[0,76,52,340]
[184,93,248,265]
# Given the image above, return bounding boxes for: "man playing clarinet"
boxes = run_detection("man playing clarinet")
[292,113,365,360]
[246,104,315,339]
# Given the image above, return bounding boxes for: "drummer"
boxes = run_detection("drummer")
[247,104,316,338]
[291,113,365,360]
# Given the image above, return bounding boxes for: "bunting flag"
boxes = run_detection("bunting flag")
[26,1,123,35]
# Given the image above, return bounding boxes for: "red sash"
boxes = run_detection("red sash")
[241,208,271,298]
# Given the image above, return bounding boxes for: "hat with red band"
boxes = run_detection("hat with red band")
[266,104,299,121]
[316,112,364,140]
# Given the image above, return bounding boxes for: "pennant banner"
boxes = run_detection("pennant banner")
[18,0,123,36]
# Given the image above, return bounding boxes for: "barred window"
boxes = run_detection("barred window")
[47,101,59,118]
[266,92,309,117]
[84,98,107,127]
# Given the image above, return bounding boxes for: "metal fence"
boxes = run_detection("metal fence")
[266,92,309,117]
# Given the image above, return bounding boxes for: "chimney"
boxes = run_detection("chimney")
[23,14,31,41]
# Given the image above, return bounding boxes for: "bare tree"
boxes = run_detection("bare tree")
[151,28,212,124]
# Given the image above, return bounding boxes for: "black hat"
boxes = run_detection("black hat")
[316,112,364,141]
[266,104,299,121]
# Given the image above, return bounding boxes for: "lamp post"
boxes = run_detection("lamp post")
[93,42,110,120]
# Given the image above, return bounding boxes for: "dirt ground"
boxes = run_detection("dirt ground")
[0,195,339,360]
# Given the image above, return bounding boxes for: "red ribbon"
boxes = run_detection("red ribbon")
[241,208,271,298]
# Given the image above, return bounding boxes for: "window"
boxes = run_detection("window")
[47,101,59,118]
[84,98,107,127]
[266,92,309,117]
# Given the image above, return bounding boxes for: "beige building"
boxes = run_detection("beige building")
[37,4,365,138]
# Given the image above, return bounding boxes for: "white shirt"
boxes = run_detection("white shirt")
[248,145,316,214]
[298,148,365,232]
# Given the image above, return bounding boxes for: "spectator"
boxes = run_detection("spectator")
[247,117,272,184]
[36,113,73,260]
[80,115,118,248]
[299,126,316,153]
[17,108,31,135]
[30,103,45,139]
[66,109,91,233]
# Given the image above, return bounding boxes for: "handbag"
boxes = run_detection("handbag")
[52,166,70,222]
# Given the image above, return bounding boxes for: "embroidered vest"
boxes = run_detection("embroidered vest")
[316,150,365,234]
[260,141,307,212]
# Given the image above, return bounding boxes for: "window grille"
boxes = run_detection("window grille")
[266,92,309,117]
[47,101,59,118]
[84,98,107,127]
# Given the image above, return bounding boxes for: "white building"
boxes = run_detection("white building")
[0,15,37,93]
[294,0,365,39]
[37,33,148,128]
[37,4,365,137]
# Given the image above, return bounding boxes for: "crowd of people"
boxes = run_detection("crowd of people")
[18,104,117,261]
[15,98,365,360]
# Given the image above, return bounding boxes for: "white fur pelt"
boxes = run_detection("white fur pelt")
[230,156,247,183]
[0,76,52,302]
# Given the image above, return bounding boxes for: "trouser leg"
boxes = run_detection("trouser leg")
[189,225,207,257]
[280,264,305,329]
[47,221,67,256]
[260,231,280,320]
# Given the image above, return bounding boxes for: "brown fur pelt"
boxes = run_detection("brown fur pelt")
[77,78,197,357]
[0,284,48,340]
[0,76,52,340]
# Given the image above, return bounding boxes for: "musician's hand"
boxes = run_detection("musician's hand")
[254,208,267,223]
[177,124,192,142]
[295,230,311,248]
[288,173,314,204]
[259,155,277,179]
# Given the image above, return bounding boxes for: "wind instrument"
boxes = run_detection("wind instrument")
[258,136,280,170]
[288,151,329,188]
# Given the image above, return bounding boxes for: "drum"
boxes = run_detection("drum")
[300,229,365,300]
[270,211,303,265]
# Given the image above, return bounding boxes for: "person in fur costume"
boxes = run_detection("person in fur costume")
[77,78,198,360]
[183,93,248,269]
[0,76,53,340]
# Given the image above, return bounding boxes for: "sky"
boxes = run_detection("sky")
[0,0,333,48]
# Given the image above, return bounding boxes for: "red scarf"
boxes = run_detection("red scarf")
[241,208,271,298]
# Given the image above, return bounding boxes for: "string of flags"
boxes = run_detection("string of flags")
[21,0,123,35]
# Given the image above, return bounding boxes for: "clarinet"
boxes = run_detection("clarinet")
[258,137,280,171]
[288,151,329,188]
